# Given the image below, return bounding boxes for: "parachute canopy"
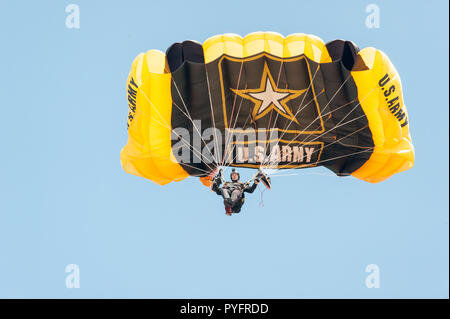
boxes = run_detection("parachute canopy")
[120,32,414,186]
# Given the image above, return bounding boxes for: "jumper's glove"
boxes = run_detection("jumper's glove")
[254,170,271,189]
[254,170,265,182]
[212,168,223,186]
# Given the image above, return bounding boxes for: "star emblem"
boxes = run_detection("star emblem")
[231,63,306,125]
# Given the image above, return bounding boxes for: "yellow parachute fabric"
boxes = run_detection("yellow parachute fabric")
[120,50,188,185]
[351,48,414,183]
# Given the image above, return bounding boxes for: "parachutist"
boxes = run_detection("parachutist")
[211,168,270,216]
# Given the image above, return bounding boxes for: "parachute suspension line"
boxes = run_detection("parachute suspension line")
[269,171,347,178]
[139,89,217,173]
[233,71,367,171]
[221,60,246,167]
[274,123,371,170]
[222,93,247,168]
[267,64,322,145]
[171,78,218,167]
[273,88,376,171]
[169,103,219,170]
[139,111,209,167]
[172,143,221,176]
[224,58,289,169]
[223,91,246,166]
[259,55,287,169]
[335,140,374,149]
[211,57,372,173]
[305,89,376,143]
[259,96,358,166]
[268,88,376,171]
[314,149,372,166]
[291,87,376,147]
[259,95,357,168]
[272,69,351,149]
[265,82,374,163]
[272,148,373,173]
[259,93,325,168]
[226,91,325,168]
[205,64,222,166]
[260,64,322,168]
[223,57,275,169]
[170,100,218,171]
[259,55,284,168]
[223,109,253,168]
[267,71,351,163]
[138,151,212,175]
[224,54,318,170]
[274,118,372,171]
[266,56,286,136]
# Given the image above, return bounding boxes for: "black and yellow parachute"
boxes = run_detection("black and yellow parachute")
[120,32,414,186]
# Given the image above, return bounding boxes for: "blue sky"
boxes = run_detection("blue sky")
[0,0,448,298]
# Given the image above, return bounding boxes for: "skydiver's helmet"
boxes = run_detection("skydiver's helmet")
[230,168,240,182]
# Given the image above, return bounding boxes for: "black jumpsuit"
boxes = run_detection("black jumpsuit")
[212,180,258,213]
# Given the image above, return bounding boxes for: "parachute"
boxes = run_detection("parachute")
[120,32,414,186]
